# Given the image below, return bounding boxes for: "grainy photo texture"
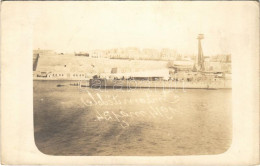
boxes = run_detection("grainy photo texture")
[33,2,232,156]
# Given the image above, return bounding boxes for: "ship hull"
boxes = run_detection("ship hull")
[89,79,232,89]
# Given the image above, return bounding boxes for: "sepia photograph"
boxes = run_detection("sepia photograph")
[32,2,233,156]
[1,1,259,165]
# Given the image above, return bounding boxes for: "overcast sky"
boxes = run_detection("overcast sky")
[32,1,257,55]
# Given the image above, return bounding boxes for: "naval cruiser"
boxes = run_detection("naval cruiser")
[89,34,232,90]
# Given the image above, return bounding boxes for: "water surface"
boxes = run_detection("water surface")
[34,80,232,155]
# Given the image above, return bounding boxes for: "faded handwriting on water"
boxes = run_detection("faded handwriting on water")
[80,91,180,107]
[80,91,180,128]
[94,106,175,128]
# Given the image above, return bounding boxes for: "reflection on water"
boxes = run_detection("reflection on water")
[34,80,232,156]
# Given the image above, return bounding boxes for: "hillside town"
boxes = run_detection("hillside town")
[33,47,231,81]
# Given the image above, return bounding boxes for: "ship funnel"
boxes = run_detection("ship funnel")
[197,34,205,71]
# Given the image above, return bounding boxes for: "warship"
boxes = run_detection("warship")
[89,34,232,89]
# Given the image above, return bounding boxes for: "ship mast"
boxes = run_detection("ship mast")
[197,34,205,71]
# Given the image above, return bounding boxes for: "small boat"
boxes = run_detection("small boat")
[57,84,65,87]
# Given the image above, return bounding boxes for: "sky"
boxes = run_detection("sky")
[32,1,258,55]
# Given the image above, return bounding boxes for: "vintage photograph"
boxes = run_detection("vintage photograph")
[33,2,232,156]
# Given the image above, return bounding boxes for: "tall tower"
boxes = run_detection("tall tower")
[33,53,40,71]
[197,34,205,71]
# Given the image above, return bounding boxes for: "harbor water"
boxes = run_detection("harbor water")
[34,80,232,156]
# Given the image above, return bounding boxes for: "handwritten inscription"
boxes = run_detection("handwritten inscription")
[81,91,180,107]
[81,90,180,128]
[94,106,175,128]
